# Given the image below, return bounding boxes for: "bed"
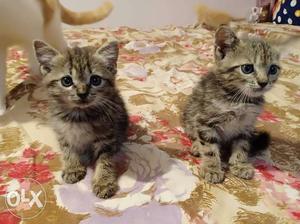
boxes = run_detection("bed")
[0,22,299,224]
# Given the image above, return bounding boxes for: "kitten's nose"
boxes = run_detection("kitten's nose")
[77,92,88,100]
[258,82,268,88]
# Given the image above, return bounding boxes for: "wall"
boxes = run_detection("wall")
[61,0,256,29]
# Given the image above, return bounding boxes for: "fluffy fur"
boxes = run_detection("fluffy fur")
[0,0,113,115]
[195,4,244,30]
[43,0,113,25]
[33,40,128,198]
[182,26,280,183]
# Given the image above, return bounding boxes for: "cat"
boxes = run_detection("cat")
[195,4,244,30]
[182,26,280,183]
[0,0,113,115]
[33,40,129,198]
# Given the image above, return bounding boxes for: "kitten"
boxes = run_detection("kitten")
[33,40,128,198]
[195,4,244,30]
[0,0,113,115]
[182,26,280,183]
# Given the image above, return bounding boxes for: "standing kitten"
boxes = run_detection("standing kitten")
[33,40,128,198]
[182,26,279,183]
[0,0,113,115]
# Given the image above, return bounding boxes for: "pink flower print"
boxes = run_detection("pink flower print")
[152,131,168,142]
[129,115,143,124]
[120,54,145,63]
[288,54,300,63]
[157,119,169,127]
[17,65,30,80]
[291,211,300,220]
[0,184,7,195]
[180,135,192,147]
[22,147,39,158]
[8,49,22,60]
[258,111,280,123]
[0,211,20,224]
[42,151,57,161]
[178,151,201,165]
[7,161,53,184]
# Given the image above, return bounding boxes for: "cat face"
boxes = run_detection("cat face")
[213,26,280,97]
[33,41,119,110]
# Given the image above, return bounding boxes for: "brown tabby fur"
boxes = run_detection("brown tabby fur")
[182,26,280,183]
[33,40,128,198]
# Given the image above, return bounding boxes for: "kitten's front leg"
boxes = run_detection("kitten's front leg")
[92,138,119,198]
[92,151,118,198]
[188,126,224,183]
[60,140,87,184]
[198,142,225,183]
[229,138,254,179]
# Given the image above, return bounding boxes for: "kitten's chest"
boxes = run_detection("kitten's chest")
[53,120,95,150]
[221,104,262,138]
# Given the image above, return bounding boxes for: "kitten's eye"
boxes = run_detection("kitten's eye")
[269,65,279,75]
[61,76,73,87]
[241,64,254,74]
[90,75,103,86]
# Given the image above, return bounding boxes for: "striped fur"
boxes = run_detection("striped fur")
[33,40,128,198]
[182,26,280,183]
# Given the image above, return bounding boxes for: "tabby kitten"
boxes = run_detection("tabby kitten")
[0,0,113,115]
[33,40,128,198]
[182,26,280,183]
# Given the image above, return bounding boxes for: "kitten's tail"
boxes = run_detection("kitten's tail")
[60,1,113,25]
[43,0,113,25]
[249,131,271,157]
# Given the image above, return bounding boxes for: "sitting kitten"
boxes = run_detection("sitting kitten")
[33,40,128,198]
[182,26,280,183]
[0,0,113,115]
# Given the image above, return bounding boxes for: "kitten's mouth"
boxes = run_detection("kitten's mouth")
[252,87,267,93]
[252,87,264,92]
[73,99,91,107]
[247,87,266,97]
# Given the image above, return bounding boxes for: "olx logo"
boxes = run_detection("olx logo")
[6,189,43,208]
[5,178,46,220]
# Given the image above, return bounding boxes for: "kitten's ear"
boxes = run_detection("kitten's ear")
[214,26,239,60]
[33,40,60,72]
[95,41,119,75]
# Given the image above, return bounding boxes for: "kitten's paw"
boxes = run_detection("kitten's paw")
[62,169,86,184]
[200,166,225,183]
[230,163,254,179]
[92,180,118,199]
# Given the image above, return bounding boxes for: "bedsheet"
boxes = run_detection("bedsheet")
[0,23,299,224]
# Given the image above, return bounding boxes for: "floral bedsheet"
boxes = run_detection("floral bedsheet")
[0,23,299,224]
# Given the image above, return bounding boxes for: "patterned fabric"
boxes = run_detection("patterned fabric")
[0,23,299,224]
[273,0,300,25]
